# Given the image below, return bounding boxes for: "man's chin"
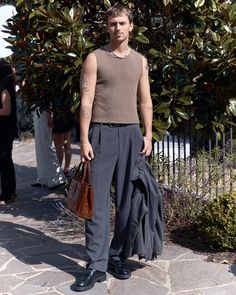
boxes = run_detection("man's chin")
[114,36,127,42]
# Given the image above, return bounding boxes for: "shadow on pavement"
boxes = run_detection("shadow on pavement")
[0,221,87,278]
[14,163,65,190]
[0,184,66,222]
[0,161,68,222]
[0,221,146,279]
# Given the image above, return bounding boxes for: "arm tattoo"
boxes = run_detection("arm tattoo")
[81,106,92,119]
[80,74,89,92]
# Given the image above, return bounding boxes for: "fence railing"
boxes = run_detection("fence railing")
[152,126,236,198]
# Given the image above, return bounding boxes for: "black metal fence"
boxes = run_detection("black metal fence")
[152,126,236,199]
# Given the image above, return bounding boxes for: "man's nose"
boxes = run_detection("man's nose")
[115,24,121,30]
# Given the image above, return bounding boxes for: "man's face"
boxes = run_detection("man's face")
[107,13,133,43]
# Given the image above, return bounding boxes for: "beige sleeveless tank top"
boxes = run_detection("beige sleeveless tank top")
[92,47,143,123]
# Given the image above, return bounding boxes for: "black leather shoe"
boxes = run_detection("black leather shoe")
[70,269,106,292]
[108,256,131,280]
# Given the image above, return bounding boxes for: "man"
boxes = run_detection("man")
[71,4,153,292]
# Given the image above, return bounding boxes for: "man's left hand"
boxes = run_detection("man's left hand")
[140,136,152,156]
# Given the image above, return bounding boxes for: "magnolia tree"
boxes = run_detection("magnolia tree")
[2,0,236,139]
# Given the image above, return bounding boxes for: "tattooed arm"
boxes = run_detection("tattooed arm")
[79,53,97,161]
[138,56,153,156]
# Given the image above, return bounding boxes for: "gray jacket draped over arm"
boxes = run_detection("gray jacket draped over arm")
[124,156,164,260]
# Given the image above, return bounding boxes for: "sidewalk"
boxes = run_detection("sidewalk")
[0,139,235,295]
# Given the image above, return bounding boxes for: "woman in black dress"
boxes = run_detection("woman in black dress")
[0,63,18,205]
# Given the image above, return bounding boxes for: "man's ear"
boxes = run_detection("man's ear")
[129,22,134,32]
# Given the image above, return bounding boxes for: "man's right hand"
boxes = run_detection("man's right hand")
[80,141,94,162]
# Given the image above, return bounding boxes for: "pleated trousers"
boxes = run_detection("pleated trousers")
[85,123,144,272]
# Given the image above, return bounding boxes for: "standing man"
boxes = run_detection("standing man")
[72,4,153,292]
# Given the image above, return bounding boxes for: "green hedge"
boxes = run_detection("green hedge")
[198,192,236,250]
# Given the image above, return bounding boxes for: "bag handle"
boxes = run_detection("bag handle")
[75,160,92,184]
[74,162,83,180]
[85,161,92,184]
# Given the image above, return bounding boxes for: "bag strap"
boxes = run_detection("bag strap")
[86,161,92,184]
[75,160,92,184]
[82,161,92,184]
[74,162,83,180]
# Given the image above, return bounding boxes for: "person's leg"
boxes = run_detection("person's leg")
[85,124,119,272]
[33,110,45,185]
[75,120,80,142]
[0,138,16,202]
[106,125,143,279]
[63,130,72,173]
[109,125,144,256]
[52,133,64,166]
[33,110,65,188]
[71,134,111,293]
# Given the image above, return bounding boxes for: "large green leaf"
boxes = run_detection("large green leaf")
[160,88,172,96]
[154,101,171,113]
[149,48,158,57]
[195,123,205,129]
[178,96,193,105]
[162,0,172,6]
[175,60,188,70]
[194,0,205,8]
[135,34,149,44]
[228,99,236,116]
[137,26,148,33]
[175,108,189,120]
[104,0,111,9]
[153,118,171,130]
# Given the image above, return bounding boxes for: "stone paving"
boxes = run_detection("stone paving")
[0,139,235,295]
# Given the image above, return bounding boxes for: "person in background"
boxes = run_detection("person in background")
[32,107,66,189]
[71,4,153,292]
[72,108,80,143]
[52,103,73,177]
[0,62,18,205]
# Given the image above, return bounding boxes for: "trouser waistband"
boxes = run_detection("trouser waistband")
[91,122,136,128]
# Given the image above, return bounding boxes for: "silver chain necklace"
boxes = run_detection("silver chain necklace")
[108,45,130,59]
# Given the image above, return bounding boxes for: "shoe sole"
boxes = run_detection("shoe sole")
[108,267,131,280]
[70,273,106,292]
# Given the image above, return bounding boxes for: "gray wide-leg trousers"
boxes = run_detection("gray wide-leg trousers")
[85,123,144,272]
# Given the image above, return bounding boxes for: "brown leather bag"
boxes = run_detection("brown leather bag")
[66,161,94,219]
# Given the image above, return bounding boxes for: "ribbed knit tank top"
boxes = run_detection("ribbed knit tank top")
[92,47,143,124]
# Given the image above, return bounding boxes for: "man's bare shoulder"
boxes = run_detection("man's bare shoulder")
[83,52,97,71]
[135,51,148,69]
[138,52,147,63]
[84,47,106,63]
[85,52,97,62]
